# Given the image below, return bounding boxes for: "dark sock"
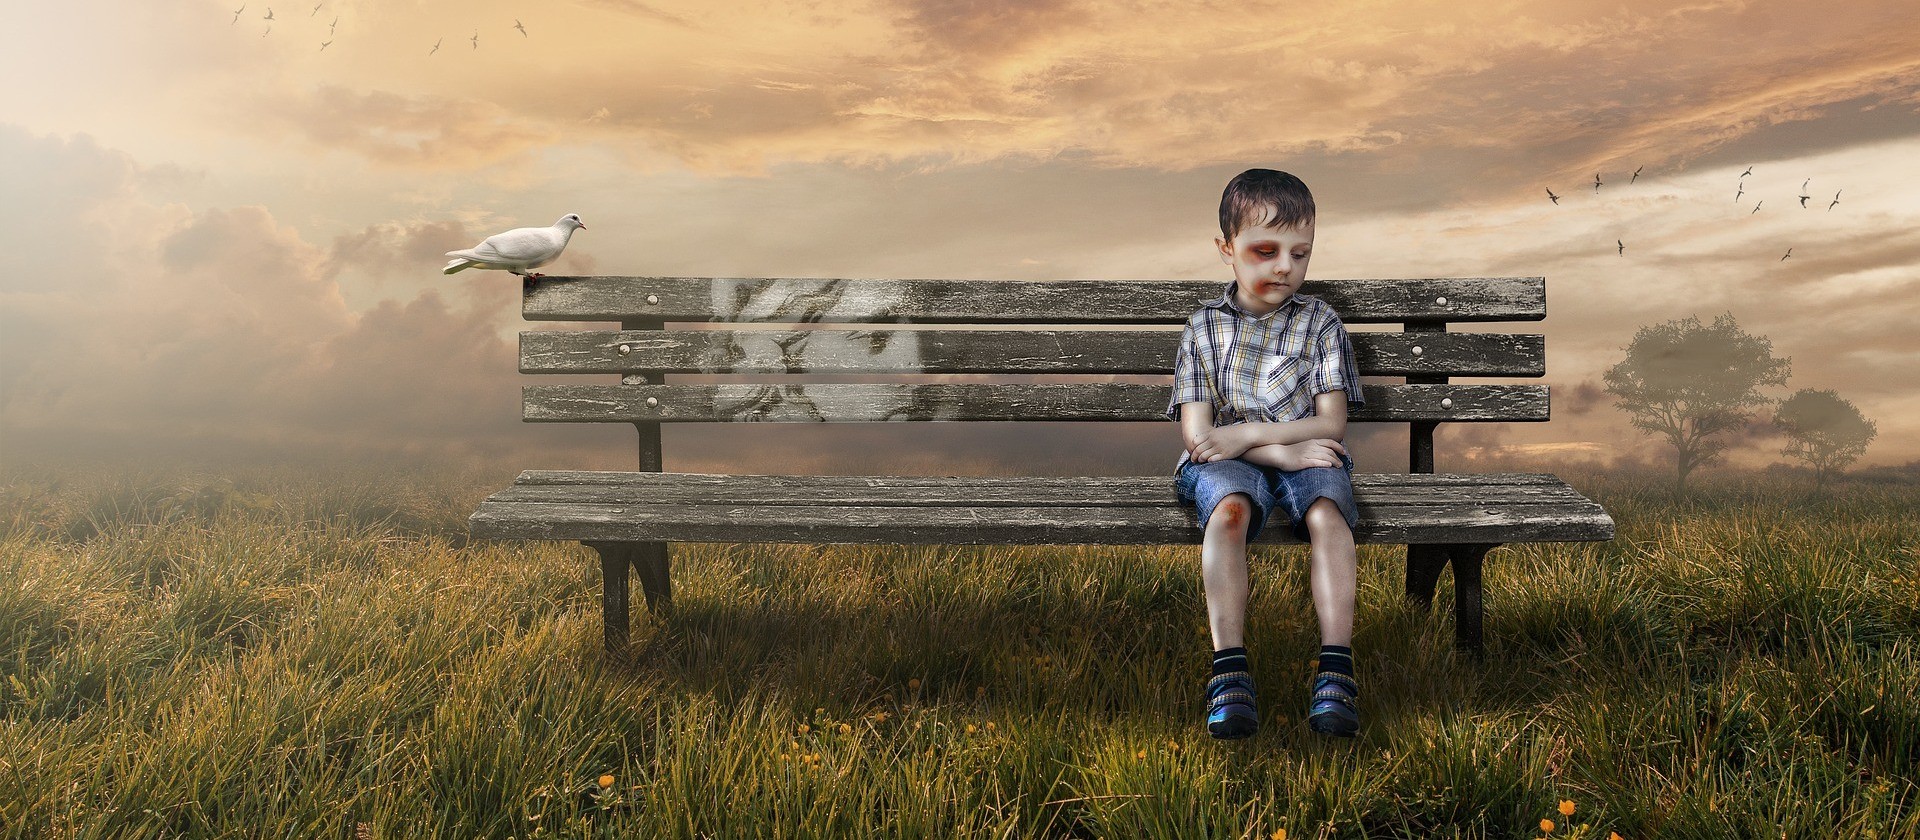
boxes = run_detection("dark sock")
[1317,644,1354,679]
[1211,646,1248,677]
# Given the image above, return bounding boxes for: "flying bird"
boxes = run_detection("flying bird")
[1546,187,1560,205]
[1781,248,1792,261]
[262,7,273,21]
[515,18,527,36]
[1631,166,1643,184]
[1617,239,1624,256]
[230,4,245,24]
[1734,183,1744,202]
[1740,166,1753,178]
[1751,201,1763,214]
[470,30,479,49]
[319,39,331,50]
[1593,173,1603,193]
[328,16,337,34]
[310,2,321,15]
[1828,190,1842,211]
[443,214,587,281]
[1799,192,1810,208]
[429,37,441,56]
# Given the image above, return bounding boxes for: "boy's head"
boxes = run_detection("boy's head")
[1218,168,1315,244]
[1215,169,1316,315]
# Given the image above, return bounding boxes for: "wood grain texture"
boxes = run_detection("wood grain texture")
[467,471,1615,544]
[521,276,1545,323]
[521,383,1550,423]
[520,330,1546,376]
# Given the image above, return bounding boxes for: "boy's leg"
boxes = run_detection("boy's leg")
[1203,493,1255,650]
[1303,497,1357,647]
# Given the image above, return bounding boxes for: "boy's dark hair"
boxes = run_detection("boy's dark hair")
[1219,169,1315,242]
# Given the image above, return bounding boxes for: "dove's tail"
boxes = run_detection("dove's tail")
[443,259,476,274]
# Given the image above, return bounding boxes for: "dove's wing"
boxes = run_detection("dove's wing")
[455,226,559,264]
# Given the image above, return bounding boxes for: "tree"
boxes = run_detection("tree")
[1603,313,1791,494]
[1774,388,1876,488]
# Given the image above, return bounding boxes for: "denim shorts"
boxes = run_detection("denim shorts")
[1174,451,1359,542]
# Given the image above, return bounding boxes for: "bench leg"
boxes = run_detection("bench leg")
[1405,543,1495,657]
[583,541,674,660]
[1450,544,1494,657]
[585,542,632,660]
[1404,544,1450,609]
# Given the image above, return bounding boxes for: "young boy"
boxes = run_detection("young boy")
[1166,168,1365,739]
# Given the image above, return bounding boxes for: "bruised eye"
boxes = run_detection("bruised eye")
[1255,249,1276,258]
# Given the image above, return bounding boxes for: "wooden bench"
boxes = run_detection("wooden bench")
[469,275,1615,657]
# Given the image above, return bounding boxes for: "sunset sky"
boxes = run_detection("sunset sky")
[3,0,1917,478]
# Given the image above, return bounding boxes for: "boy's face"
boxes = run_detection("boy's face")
[1216,220,1314,316]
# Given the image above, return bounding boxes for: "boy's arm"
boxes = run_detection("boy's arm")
[1231,396,1347,448]
[1178,402,1215,457]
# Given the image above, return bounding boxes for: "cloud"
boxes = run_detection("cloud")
[244,86,555,169]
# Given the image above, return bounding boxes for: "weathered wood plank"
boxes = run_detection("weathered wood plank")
[522,277,1546,324]
[522,383,1550,423]
[510,470,1578,488]
[467,500,1616,544]
[519,330,1546,376]
[486,477,1599,507]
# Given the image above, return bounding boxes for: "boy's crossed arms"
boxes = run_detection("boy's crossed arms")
[1180,391,1350,471]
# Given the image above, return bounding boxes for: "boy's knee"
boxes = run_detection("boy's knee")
[1305,497,1349,532]
[1210,494,1252,529]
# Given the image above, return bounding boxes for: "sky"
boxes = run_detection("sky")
[2,0,1917,479]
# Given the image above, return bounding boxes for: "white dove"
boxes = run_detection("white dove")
[442,214,585,281]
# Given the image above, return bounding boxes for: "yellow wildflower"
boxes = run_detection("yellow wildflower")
[1609,833,1624,840]
[985,722,996,732]
[871,712,888,723]
[815,707,825,716]
[597,774,614,788]
[1540,818,1555,833]
[798,724,811,735]
[1271,831,1286,840]
[1135,749,1147,759]
[965,724,978,734]
[839,723,853,735]
[908,678,922,691]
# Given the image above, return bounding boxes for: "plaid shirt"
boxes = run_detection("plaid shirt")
[1166,280,1364,471]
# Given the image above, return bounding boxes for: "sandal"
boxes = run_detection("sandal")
[1306,671,1359,738]
[1207,671,1259,739]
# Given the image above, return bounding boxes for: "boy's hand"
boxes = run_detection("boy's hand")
[1260,438,1347,471]
[1188,423,1256,463]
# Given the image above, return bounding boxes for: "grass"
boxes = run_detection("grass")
[1,463,1916,838]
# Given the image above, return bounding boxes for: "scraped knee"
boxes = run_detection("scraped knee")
[1211,494,1251,529]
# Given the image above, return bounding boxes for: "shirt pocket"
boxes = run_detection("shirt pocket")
[1258,354,1307,419]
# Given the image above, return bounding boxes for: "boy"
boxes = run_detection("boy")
[1166,168,1364,740]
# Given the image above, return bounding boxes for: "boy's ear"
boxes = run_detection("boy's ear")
[1215,236,1232,263]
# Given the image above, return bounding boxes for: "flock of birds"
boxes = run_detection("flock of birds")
[228,4,529,53]
[1548,165,1843,262]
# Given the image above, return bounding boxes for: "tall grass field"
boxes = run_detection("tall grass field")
[2,464,1916,838]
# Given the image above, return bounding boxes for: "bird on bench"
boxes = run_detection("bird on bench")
[443,214,586,285]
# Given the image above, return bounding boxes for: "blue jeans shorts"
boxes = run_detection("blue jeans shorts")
[1175,451,1359,542]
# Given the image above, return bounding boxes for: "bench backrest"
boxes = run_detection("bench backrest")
[516,276,1548,473]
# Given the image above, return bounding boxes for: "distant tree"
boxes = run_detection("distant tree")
[1774,388,1877,488]
[1603,313,1791,494]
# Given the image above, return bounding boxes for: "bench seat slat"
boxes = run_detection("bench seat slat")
[520,330,1546,376]
[523,277,1545,323]
[523,383,1549,423]
[510,470,1576,487]
[488,475,1597,507]
[468,497,1614,546]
